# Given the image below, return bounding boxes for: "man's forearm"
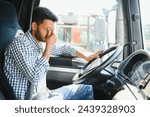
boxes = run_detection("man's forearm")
[43,45,53,60]
[76,51,88,61]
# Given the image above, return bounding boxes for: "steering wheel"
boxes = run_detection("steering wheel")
[72,45,123,84]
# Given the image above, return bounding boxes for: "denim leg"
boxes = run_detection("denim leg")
[52,84,94,100]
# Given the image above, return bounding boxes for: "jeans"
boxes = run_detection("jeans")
[52,84,94,100]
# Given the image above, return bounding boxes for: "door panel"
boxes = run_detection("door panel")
[47,56,86,89]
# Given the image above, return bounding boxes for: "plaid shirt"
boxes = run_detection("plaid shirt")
[51,41,76,56]
[3,31,49,99]
[3,31,76,99]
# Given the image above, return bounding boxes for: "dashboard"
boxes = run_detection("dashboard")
[114,50,150,100]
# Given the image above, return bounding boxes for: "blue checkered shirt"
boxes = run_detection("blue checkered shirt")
[3,31,76,99]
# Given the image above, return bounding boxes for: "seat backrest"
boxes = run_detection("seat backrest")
[0,1,21,99]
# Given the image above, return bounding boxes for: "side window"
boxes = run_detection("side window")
[140,0,150,52]
[40,0,117,54]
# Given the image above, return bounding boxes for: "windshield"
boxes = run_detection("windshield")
[40,0,118,55]
[140,0,150,53]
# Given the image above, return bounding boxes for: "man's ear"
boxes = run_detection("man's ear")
[31,22,37,31]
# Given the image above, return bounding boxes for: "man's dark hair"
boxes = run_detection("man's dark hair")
[32,7,58,24]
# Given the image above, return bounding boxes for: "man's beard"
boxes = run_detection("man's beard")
[34,29,45,42]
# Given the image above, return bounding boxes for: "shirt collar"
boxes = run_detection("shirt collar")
[25,31,43,53]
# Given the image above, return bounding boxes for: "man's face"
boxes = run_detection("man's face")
[33,19,54,42]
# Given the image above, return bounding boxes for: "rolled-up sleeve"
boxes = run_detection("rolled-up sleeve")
[51,42,77,56]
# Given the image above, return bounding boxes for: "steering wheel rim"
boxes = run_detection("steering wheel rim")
[73,45,123,84]
[81,45,119,72]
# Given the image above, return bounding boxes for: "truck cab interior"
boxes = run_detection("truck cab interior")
[0,0,150,100]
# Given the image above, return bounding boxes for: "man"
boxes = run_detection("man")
[3,7,96,100]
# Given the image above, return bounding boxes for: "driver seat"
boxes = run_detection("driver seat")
[0,1,23,99]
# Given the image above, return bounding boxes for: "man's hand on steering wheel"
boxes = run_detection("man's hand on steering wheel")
[86,51,103,61]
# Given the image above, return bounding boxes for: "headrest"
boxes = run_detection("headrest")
[0,1,20,50]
